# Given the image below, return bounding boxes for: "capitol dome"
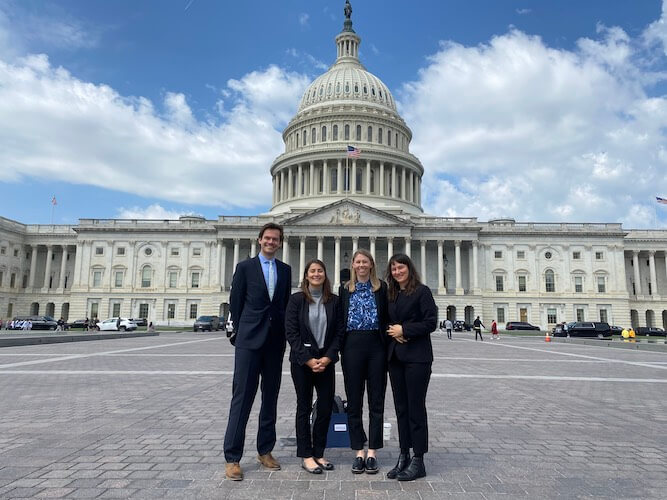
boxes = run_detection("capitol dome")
[268,3,424,216]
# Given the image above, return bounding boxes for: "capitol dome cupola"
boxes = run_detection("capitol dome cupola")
[268,1,424,216]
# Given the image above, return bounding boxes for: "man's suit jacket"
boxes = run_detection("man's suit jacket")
[386,283,438,363]
[284,292,345,366]
[230,255,292,350]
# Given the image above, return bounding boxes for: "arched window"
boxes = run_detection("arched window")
[387,129,391,146]
[545,270,555,292]
[321,126,327,141]
[395,132,398,148]
[367,126,372,142]
[296,133,299,147]
[141,266,152,288]
[344,124,350,140]
[311,128,316,144]
[378,128,383,144]
[354,84,359,93]
[356,125,361,141]
[333,125,338,141]
[303,130,307,146]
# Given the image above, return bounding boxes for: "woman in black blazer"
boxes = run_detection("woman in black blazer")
[385,253,438,481]
[285,259,345,474]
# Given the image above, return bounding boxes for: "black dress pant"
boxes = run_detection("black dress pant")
[291,361,335,458]
[475,327,483,341]
[223,336,285,462]
[341,331,387,450]
[388,357,431,455]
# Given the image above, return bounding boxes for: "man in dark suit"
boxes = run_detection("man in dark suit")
[224,222,292,481]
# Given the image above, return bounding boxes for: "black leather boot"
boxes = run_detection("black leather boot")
[386,453,411,479]
[396,456,425,481]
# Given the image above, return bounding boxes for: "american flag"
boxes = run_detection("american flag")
[51,196,57,206]
[347,145,361,158]
[657,197,667,205]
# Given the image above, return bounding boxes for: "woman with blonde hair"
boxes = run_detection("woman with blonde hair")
[339,249,389,474]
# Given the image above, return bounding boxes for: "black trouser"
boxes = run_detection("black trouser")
[291,361,335,458]
[341,330,386,450]
[475,327,483,341]
[388,357,431,455]
[223,336,285,462]
[446,328,452,339]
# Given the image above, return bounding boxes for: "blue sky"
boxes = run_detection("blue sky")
[0,0,666,227]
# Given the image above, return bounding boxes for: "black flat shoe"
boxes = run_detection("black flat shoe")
[314,458,334,471]
[302,461,323,474]
[396,456,426,481]
[386,453,411,479]
[365,456,379,474]
[351,456,365,474]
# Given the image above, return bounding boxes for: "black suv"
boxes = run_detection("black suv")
[505,321,540,331]
[193,316,220,332]
[129,318,148,327]
[555,321,611,339]
[636,327,666,337]
[453,320,471,331]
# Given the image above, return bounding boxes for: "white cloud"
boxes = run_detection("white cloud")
[400,18,667,228]
[286,47,328,71]
[299,13,310,27]
[516,8,531,15]
[644,0,667,55]
[116,204,197,220]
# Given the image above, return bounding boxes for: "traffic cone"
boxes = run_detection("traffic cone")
[545,331,551,342]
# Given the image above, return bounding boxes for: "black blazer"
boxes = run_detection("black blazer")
[387,284,438,363]
[284,292,345,366]
[229,255,292,350]
[338,280,389,346]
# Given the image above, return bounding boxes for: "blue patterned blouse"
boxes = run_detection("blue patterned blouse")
[347,281,379,331]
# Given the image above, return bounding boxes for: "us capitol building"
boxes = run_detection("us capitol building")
[1,7,666,330]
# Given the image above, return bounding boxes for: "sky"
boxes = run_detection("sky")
[0,0,666,228]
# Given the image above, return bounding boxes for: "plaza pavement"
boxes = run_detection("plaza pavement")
[0,330,665,499]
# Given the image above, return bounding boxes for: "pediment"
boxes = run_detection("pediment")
[283,199,409,227]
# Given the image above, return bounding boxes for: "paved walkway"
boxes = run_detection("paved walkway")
[0,331,665,499]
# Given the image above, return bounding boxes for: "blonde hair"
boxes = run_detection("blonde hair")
[346,249,381,293]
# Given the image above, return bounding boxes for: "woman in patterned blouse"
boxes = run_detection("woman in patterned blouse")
[339,249,389,475]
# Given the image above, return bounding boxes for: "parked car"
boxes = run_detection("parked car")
[554,321,611,339]
[98,318,138,332]
[193,315,220,332]
[636,327,666,337]
[10,316,58,330]
[66,319,88,330]
[505,321,540,331]
[610,325,624,335]
[129,318,148,327]
[453,320,471,331]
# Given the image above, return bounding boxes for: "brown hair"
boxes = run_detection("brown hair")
[301,259,333,304]
[386,253,421,301]
[258,222,284,242]
[346,249,381,293]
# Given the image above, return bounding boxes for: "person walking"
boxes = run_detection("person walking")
[385,253,437,481]
[285,259,344,474]
[339,249,389,475]
[473,316,484,341]
[491,319,499,340]
[223,223,292,481]
[444,318,453,340]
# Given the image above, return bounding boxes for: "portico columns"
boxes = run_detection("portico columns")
[299,237,306,280]
[352,237,358,254]
[337,160,343,195]
[317,237,324,261]
[437,240,445,294]
[288,167,293,199]
[233,239,240,272]
[334,237,341,289]
[220,243,227,289]
[387,237,393,259]
[401,167,406,200]
[455,240,463,295]
[648,250,657,295]
[297,164,303,196]
[282,237,290,265]
[632,251,641,295]
[309,162,315,196]
[391,164,397,197]
[250,241,257,257]
[365,160,371,194]
[370,237,376,260]
[379,163,385,196]
[43,245,53,289]
[420,240,426,282]
[59,245,68,289]
[28,245,38,288]
[323,160,328,194]
[404,237,411,257]
[351,159,357,193]
[472,241,479,292]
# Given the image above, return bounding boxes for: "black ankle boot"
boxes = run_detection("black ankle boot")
[396,456,425,481]
[386,453,411,479]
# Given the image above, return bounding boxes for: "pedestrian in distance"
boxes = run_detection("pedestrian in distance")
[339,249,389,475]
[473,316,484,341]
[223,223,292,482]
[385,253,437,481]
[285,259,344,474]
[444,318,453,340]
[491,319,499,340]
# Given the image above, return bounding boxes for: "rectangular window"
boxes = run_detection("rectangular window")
[597,276,606,293]
[95,246,104,255]
[595,251,604,260]
[7,302,13,318]
[90,303,99,319]
[112,303,121,317]
[573,251,581,260]
[167,303,176,319]
[0,271,3,286]
[169,271,178,288]
[576,308,585,322]
[0,246,5,255]
[547,308,557,324]
[22,274,27,288]
[519,308,528,322]
[14,249,18,257]
[139,303,149,319]
[116,247,125,256]
[189,303,198,319]
[517,250,525,259]
[495,275,504,292]
[574,276,583,293]
[497,308,505,323]
[192,248,201,256]
[599,309,608,323]
[171,247,180,256]
[93,271,102,287]
[10,273,16,288]
[494,250,502,259]
[518,275,527,292]
[191,272,200,288]
[114,271,123,288]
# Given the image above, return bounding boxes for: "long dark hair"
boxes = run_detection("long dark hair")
[386,253,421,301]
[301,259,333,304]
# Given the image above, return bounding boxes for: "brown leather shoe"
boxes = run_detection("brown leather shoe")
[225,462,243,481]
[257,452,281,470]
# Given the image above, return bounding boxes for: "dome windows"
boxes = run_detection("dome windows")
[327,83,332,95]
[311,128,316,144]
[356,125,361,141]
[345,83,350,93]
[367,126,372,142]
[371,87,376,96]
[344,124,350,140]
[363,85,368,94]
[354,84,359,93]
[336,82,341,94]
[333,125,338,141]
[378,127,383,144]
[319,86,324,96]
[321,126,327,142]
